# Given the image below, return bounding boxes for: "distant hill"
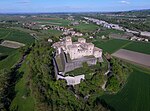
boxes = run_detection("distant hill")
[110,9,150,17]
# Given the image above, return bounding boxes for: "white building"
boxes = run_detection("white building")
[141,31,150,37]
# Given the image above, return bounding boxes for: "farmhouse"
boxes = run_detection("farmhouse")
[53,37,103,85]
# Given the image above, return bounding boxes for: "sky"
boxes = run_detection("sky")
[0,0,150,13]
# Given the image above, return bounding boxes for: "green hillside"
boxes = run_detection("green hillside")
[0,28,35,69]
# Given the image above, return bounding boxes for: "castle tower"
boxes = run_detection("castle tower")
[65,36,72,47]
[78,38,86,43]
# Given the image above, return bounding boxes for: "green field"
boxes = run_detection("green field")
[0,28,11,39]
[0,28,35,45]
[34,18,71,26]
[71,23,99,33]
[0,45,16,55]
[93,39,131,54]
[101,67,150,111]
[0,45,20,69]
[41,29,62,37]
[0,50,21,69]
[96,29,124,37]
[94,38,150,111]
[6,30,35,45]
[0,28,35,69]
[123,41,150,55]
[93,39,150,54]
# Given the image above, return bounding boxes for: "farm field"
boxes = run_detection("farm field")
[101,67,150,111]
[6,30,35,45]
[40,29,62,37]
[0,45,16,55]
[96,29,124,37]
[93,39,150,54]
[0,44,18,69]
[123,41,150,55]
[34,18,71,26]
[0,28,35,69]
[112,49,150,68]
[93,39,131,54]
[0,50,21,69]
[0,28,35,45]
[71,23,99,33]
[0,28,11,39]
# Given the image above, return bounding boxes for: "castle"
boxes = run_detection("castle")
[52,37,103,86]
[53,37,102,60]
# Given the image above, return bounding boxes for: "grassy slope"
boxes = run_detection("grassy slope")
[0,28,11,39]
[0,28,35,45]
[0,28,35,70]
[101,67,150,111]
[0,50,21,69]
[6,30,35,45]
[0,45,16,55]
[10,57,35,111]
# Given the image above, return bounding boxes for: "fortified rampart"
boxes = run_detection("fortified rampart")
[58,50,97,75]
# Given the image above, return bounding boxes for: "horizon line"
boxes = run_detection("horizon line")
[0,8,149,15]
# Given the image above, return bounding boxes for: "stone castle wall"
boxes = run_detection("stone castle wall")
[59,51,97,75]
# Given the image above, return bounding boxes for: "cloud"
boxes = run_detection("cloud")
[120,1,130,4]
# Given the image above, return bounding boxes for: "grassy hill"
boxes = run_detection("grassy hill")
[0,50,21,69]
[10,57,35,111]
